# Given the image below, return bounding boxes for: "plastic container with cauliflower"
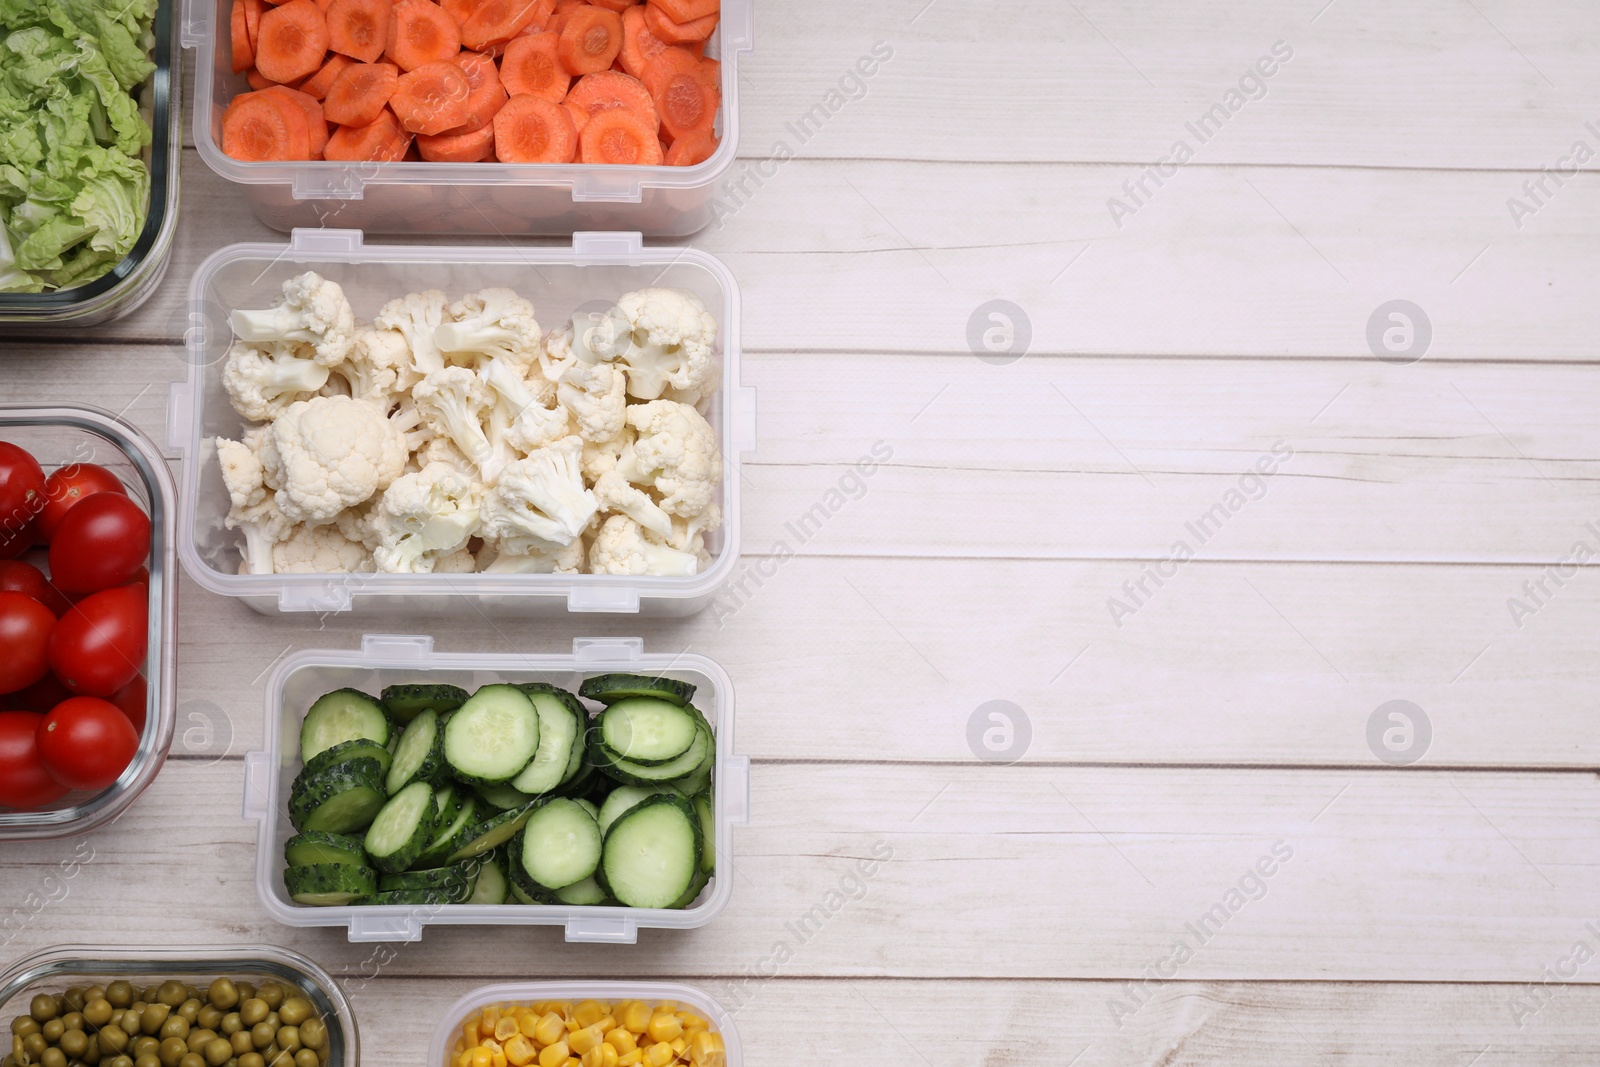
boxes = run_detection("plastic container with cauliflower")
[168,228,754,617]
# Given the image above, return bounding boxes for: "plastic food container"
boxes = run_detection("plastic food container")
[247,634,748,943]
[183,0,752,236]
[0,405,177,841]
[0,945,358,1066]
[429,981,741,1067]
[0,1,181,327]
[170,228,755,617]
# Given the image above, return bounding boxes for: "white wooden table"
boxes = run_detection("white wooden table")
[7,0,1600,1061]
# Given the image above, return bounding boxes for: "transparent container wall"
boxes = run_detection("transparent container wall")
[0,946,358,1067]
[0,407,178,840]
[428,981,741,1067]
[0,0,181,326]
[247,637,747,942]
[176,232,750,617]
[186,0,752,236]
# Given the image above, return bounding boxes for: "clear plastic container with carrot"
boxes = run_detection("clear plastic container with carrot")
[222,0,722,165]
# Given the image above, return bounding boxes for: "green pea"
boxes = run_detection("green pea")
[29,998,58,1025]
[156,1040,185,1067]
[12,1021,39,1040]
[58,1035,87,1061]
[81,1004,110,1031]
[104,987,132,1012]
[40,1023,62,1046]
[290,1021,320,1056]
[40,1050,65,1067]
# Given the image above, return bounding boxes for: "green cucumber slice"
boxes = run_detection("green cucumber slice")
[303,738,394,780]
[289,759,387,833]
[578,673,696,707]
[447,802,536,863]
[363,780,439,873]
[465,852,510,905]
[415,796,479,868]
[284,831,367,868]
[443,685,540,785]
[511,691,583,795]
[379,863,473,892]
[381,683,469,724]
[593,720,710,785]
[476,782,538,811]
[386,709,444,795]
[553,875,608,906]
[285,863,377,906]
[516,798,602,891]
[355,888,458,907]
[600,794,700,909]
[597,698,698,766]
[300,689,391,763]
[692,793,715,873]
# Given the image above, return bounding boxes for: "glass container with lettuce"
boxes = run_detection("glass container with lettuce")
[0,0,158,293]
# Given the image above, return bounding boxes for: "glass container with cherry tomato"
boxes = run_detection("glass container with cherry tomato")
[0,406,176,840]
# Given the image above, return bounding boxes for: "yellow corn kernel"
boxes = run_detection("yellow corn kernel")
[493,1017,519,1043]
[533,1014,567,1048]
[504,1036,538,1067]
[687,1032,723,1067]
[646,1015,681,1044]
[592,1017,615,1035]
[675,1013,705,1031]
[669,1037,686,1055]
[615,1054,641,1067]
[566,1019,582,1035]
[569,1026,606,1056]
[643,1043,674,1067]
[618,1003,651,1034]
[471,1048,493,1067]
[456,1050,474,1067]
[573,1002,605,1028]
[566,1061,580,1067]
[517,1013,540,1039]
[465,1022,481,1048]
[579,1050,603,1067]
[536,1042,569,1067]
[603,1030,635,1056]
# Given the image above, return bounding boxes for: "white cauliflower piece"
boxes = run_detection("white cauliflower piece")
[335,503,380,551]
[480,350,572,474]
[225,491,293,575]
[615,400,722,518]
[667,502,722,551]
[588,514,699,576]
[229,272,357,367]
[369,463,484,574]
[264,396,409,525]
[215,437,267,511]
[538,322,581,385]
[432,545,478,573]
[480,436,596,551]
[434,288,543,374]
[417,435,477,476]
[271,524,372,573]
[326,325,416,406]
[592,469,671,539]
[556,358,627,443]
[411,366,495,479]
[374,289,451,379]
[591,288,718,402]
[222,341,330,422]
[581,428,634,484]
[481,538,585,574]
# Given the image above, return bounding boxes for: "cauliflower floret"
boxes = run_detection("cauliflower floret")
[264,396,410,525]
[539,322,581,384]
[225,491,293,576]
[369,463,484,574]
[215,437,267,511]
[434,288,543,374]
[588,514,699,576]
[411,366,495,478]
[374,289,451,379]
[480,537,585,574]
[271,523,372,573]
[229,272,357,367]
[591,288,718,402]
[326,324,416,406]
[480,436,596,551]
[556,358,627,443]
[335,502,380,551]
[592,469,671,539]
[581,427,635,484]
[667,502,722,551]
[417,435,477,476]
[222,341,331,422]
[432,545,478,573]
[615,400,722,518]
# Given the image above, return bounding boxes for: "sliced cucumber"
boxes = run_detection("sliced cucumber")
[284,831,367,868]
[363,780,439,873]
[299,689,391,763]
[289,759,387,833]
[674,760,713,798]
[447,802,536,863]
[385,709,444,795]
[443,684,540,785]
[597,785,674,837]
[594,720,710,785]
[435,784,464,826]
[553,875,608,906]
[511,691,583,795]
[476,782,537,811]
[692,793,715,873]
[466,853,510,905]
[416,796,478,868]
[579,673,696,708]
[669,867,711,910]
[303,738,393,780]
[507,879,541,905]
[600,794,700,909]
[381,683,469,724]
[285,863,377,906]
[574,798,599,821]
[598,697,699,765]
[356,888,458,907]
[379,863,473,892]
[517,798,602,890]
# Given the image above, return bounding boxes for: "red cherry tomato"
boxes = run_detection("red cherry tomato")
[47,584,147,697]
[108,674,147,734]
[3,672,74,714]
[0,710,69,809]
[0,441,45,538]
[37,464,126,543]
[0,560,72,616]
[47,493,150,596]
[37,696,139,791]
[0,590,54,695]
[0,517,36,560]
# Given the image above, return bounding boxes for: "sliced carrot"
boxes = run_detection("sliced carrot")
[700,54,719,87]
[222,90,313,160]
[298,52,355,99]
[566,69,657,126]
[651,0,716,21]
[417,120,496,161]
[245,68,273,89]
[322,61,400,126]
[642,45,714,138]
[440,0,482,25]
[643,3,714,44]
[590,0,636,10]
[255,0,329,83]
[577,104,661,164]
[460,0,553,51]
[493,93,576,161]
[557,6,623,75]
[619,5,696,77]
[385,0,462,71]
[231,0,255,73]
[499,31,569,101]
[308,0,334,11]
[244,0,266,48]
[325,0,390,61]
[441,51,507,132]
[324,106,412,160]
[389,59,472,133]
[564,97,589,133]
[663,128,714,166]
[261,85,330,156]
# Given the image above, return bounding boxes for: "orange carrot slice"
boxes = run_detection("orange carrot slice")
[663,128,715,166]
[244,0,266,49]
[577,105,662,164]
[643,3,714,44]
[499,31,569,101]
[557,6,623,75]
[322,61,400,126]
[590,0,635,10]
[439,0,483,27]
[245,68,273,89]
[441,51,507,132]
[231,0,255,73]
[619,4,698,77]
[298,52,355,98]
[385,0,462,71]
[261,84,330,156]
[642,45,714,138]
[418,120,496,161]
[651,0,716,21]
[325,0,390,61]
[324,106,412,160]
[460,0,553,51]
[222,90,313,159]
[254,0,329,83]
[563,97,588,133]
[492,93,576,161]
[389,59,472,133]
[566,69,657,126]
